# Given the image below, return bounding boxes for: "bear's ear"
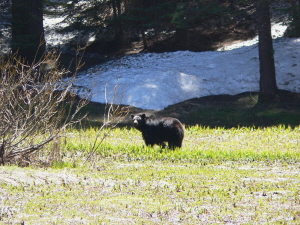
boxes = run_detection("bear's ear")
[131,114,135,119]
[141,114,146,119]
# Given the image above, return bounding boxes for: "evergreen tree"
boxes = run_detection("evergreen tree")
[11,0,46,64]
[285,0,300,37]
[171,0,229,50]
[122,0,170,49]
[256,0,278,101]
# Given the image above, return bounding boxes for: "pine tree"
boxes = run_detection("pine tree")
[257,0,278,101]
[11,0,46,64]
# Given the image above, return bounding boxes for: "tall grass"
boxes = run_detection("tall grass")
[58,125,300,165]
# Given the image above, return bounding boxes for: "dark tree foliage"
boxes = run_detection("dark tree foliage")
[285,0,300,37]
[122,0,173,49]
[11,0,46,64]
[60,0,126,53]
[63,0,234,51]
[122,0,229,50]
[171,1,229,49]
[256,0,278,101]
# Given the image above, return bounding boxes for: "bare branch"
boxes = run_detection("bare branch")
[0,51,90,164]
[83,83,130,164]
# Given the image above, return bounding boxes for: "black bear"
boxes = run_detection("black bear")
[131,113,184,149]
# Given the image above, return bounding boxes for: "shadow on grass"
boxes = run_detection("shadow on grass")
[73,90,300,129]
[181,90,300,128]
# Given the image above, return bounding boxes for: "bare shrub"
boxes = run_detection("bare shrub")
[84,84,131,164]
[0,52,89,165]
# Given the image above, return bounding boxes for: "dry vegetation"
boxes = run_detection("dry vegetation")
[0,51,89,165]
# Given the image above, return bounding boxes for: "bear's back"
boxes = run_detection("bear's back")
[144,117,184,137]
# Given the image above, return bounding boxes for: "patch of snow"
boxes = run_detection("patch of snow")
[72,22,300,110]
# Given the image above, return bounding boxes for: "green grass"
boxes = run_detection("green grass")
[1,120,300,223]
[61,125,300,163]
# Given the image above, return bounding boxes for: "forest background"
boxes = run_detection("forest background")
[2,0,300,101]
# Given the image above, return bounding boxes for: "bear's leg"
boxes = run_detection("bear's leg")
[160,142,167,149]
[168,140,182,149]
[145,142,154,147]
[144,139,155,147]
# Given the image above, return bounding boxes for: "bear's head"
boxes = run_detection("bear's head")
[131,114,146,129]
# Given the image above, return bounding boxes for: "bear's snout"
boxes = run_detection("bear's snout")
[133,120,138,126]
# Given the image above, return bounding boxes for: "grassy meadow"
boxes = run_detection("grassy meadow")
[2,91,300,224]
[1,123,300,224]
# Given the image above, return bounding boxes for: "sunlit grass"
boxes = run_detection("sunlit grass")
[1,125,300,224]
[60,125,300,164]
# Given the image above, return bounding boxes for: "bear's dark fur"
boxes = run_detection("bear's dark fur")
[131,114,184,149]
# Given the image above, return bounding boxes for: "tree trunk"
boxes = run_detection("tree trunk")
[175,27,188,50]
[257,0,278,101]
[111,0,123,47]
[11,0,46,64]
[141,26,148,49]
[290,0,300,15]
[0,142,5,166]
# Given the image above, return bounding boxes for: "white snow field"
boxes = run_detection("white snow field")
[71,22,300,110]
